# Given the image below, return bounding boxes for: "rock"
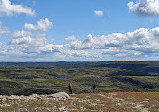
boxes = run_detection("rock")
[58,92,70,98]
[49,92,70,99]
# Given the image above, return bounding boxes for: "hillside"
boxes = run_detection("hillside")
[1,62,159,95]
[0,92,159,112]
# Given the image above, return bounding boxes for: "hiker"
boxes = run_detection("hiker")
[68,82,73,94]
[92,81,96,93]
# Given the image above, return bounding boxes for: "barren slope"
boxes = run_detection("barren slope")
[0,92,159,112]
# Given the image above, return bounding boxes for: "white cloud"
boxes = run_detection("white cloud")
[5,16,159,61]
[53,49,91,58]
[0,0,35,16]
[7,25,159,61]
[10,30,49,54]
[94,10,104,16]
[0,22,9,36]
[128,0,159,16]
[65,35,77,42]
[11,30,32,38]
[11,34,46,47]
[52,48,100,59]
[24,18,53,31]
[66,27,159,58]
[9,30,100,59]
[102,48,141,57]
[68,33,125,50]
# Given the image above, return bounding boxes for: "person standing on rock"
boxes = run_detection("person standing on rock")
[68,82,73,94]
[92,81,96,93]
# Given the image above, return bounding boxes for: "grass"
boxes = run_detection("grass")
[113,92,159,111]
[1,62,159,111]
[1,66,159,95]
[0,62,159,95]
[1,92,159,112]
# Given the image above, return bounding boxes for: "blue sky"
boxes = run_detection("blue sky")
[0,0,159,61]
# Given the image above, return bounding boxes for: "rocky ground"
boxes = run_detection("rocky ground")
[0,92,159,112]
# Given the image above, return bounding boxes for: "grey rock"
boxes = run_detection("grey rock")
[49,92,70,99]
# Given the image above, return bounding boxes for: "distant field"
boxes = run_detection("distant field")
[0,92,159,112]
[0,61,159,95]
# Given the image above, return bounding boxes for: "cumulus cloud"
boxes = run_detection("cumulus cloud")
[24,18,53,31]
[68,33,124,50]
[9,29,100,59]
[11,36,47,47]
[66,27,159,57]
[51,45,100,58]
[11,31,47,48]
[11,30,32,38]
[0,0,35,16]
[7,18,54,58]
[0,19,101,60]
[94,10,104,16]
[7,25,159,60]
[9,29,49,54]
[5,15,159,61]
[3,26,159,61]
[128,0,159,16]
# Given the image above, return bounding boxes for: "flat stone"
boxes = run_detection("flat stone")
[49,92,70,99]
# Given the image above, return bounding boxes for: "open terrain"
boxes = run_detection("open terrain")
[0,92,159,112]
[0,62,159,111]
[1,62,159,95]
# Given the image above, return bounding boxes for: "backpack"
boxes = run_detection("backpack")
[69,83,72,88]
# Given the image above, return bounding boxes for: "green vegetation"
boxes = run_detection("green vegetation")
[0,61,159,95]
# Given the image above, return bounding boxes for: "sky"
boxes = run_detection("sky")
[0,0,159,61]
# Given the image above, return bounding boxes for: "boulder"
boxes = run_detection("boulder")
[49,92,70,99]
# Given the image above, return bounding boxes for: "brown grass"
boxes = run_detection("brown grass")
[0,92,159,112]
